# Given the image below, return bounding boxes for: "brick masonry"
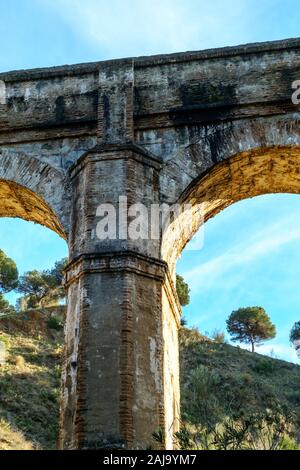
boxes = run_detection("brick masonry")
[0,38,300,448]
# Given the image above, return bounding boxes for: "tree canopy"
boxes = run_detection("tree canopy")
[226,307,276,353]
[0,249,18,294]
[50,258,67,285]
[0,249,18,315]
[17,258,67,309]
[290,321,300,343]
[176,274,190,307]
[0,294,15,316]
[290,321,300,358]
[0,252,67,314]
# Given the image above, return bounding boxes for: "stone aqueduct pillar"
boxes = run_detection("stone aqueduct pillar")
[59,63,181,449]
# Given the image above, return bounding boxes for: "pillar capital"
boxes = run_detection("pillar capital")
[69,142,162,180]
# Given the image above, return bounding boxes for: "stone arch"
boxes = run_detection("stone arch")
[160,117,300,205]
[0,152,70,238]
[161,144,300,277]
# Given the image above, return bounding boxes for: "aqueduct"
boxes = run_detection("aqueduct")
[0,38,300,449]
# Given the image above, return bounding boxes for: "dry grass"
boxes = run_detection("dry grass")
[0,311,64,450]
[0,418,35,450]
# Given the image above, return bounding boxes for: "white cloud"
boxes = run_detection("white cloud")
[39,0,267,58]
[183,214,300,291]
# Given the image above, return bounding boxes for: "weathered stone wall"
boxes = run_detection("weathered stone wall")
[161,277,181,449]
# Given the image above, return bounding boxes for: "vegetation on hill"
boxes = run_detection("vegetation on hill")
[0,309,64,450]
[1,312,300,450]
[179,327,300,449]
[226,307,276,353]
[0,251,67,316]
[16,258,67,310]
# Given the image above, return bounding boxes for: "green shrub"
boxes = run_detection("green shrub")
[172,407,296,450]
[252,358,275,375]
[279,435,300,450]
[182,365,223,427]
[0,334,9,348]
[242,373,253,385]
[46,316,63,330]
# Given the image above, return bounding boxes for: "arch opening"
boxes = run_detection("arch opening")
[172,146,300,450]
[162,146,300,277]
[0,179,66,239]
[0,171,68,449]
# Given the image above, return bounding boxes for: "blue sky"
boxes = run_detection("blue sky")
[0,0,299,72]
[178,195,300,363]
[0,1,299,362]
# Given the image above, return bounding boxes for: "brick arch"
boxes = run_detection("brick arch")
[160,117,300,204]
[0,152,70,238]
[161,145,300,277]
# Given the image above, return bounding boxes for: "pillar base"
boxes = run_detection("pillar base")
[59,251,181,450]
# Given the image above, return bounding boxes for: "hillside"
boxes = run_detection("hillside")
[179,328,300,448]
[0,309,64,450]
[0,314,300,449]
